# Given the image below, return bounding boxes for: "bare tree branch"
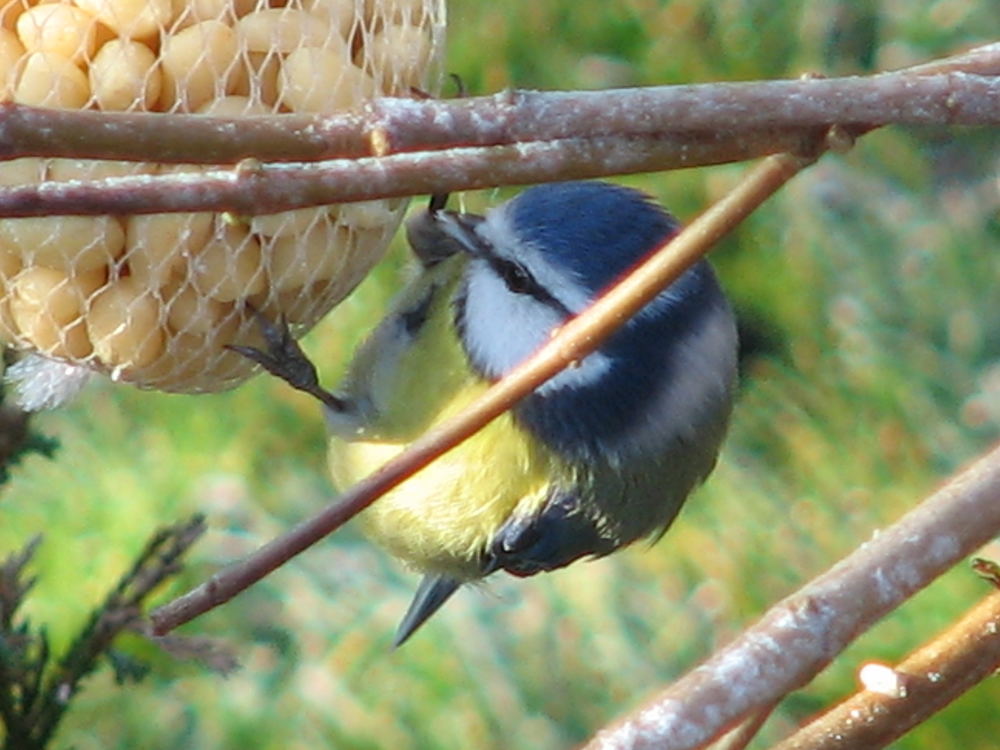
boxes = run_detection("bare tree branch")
[0,42,996,217]
[2,129,827,217]
[768,583,1000,750]
[583,443,1000,750]
[148,146,813,636]
[0,41,996,163]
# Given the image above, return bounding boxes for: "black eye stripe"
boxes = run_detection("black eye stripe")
[485,255,572,317]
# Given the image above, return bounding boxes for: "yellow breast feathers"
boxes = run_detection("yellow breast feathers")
[325,256,566,580]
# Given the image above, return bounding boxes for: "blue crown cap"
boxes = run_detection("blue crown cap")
[503,181,679,291]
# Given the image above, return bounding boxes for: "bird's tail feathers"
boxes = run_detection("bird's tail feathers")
[393,574,462,648]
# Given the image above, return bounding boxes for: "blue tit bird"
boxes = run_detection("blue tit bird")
[236,181,738,646]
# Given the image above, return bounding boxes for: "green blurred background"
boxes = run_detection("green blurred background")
[3,1,999,747]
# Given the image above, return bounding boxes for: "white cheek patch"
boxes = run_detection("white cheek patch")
[461,262,553,376]
[460,259,613,391]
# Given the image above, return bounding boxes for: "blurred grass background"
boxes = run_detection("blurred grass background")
[2,0,999,748]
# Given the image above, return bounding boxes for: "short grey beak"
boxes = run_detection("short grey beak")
[436,211,488,257]
[405,208,486,266]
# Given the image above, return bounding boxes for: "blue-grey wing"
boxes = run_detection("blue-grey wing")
[487,487,621,577]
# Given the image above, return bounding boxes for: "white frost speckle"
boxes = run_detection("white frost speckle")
[859,662,908,697]
[635,700,703,746]
[589,699,703,750]
[872,566,894,603]
[928,533,959,562]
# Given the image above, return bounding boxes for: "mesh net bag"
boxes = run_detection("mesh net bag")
[0,0,445,403]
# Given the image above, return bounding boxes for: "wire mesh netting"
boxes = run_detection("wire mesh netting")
[0,0,445,403]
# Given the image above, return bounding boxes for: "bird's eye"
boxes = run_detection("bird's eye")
[496,259,535,295]
[484,256,572,317]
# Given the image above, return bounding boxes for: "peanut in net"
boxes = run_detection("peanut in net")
[0,0,446,406]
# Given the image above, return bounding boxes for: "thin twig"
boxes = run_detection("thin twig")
[0,535,40,628]
[710,702,778,750]
[0,41,996,165]
[28,516,205,746]
[0,535,43,746]
[0,42,997,217]
[583,443,1000,750]
[148,147,812,635]
[768,584,1000,750]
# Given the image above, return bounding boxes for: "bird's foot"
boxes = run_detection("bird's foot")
[227,308,347,412]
